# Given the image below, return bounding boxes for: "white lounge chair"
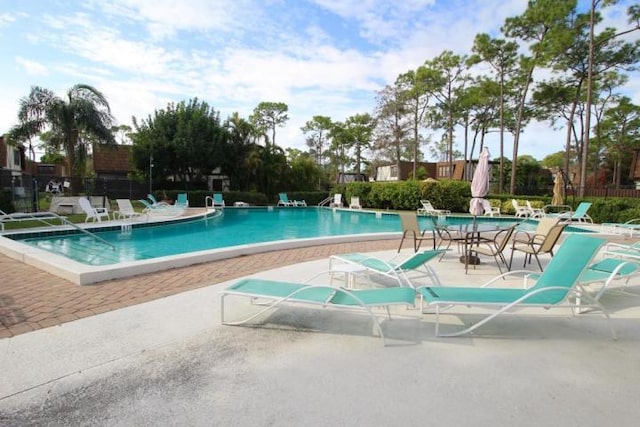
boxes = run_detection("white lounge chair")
[482,199,500,217]
[78,197,109,222]
[114,199,143,220]
[417,200,450,216]
[329,194,343,208]
[526,201,545,218]
[511,199,530,218]
[349,196,362,209]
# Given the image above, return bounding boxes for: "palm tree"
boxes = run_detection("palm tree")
[7,84,115,187]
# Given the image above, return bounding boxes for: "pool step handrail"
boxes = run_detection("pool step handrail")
[1,210,115,249]
[318,196,333,207]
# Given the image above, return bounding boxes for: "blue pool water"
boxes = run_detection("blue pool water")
[11,208,575,266]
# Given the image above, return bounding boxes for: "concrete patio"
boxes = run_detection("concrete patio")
[1,235,640,426]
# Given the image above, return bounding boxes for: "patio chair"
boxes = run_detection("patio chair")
[349,196,362,209]
[147,194,170,206]
[482,199,500,217]
[526,201,544,218]
[526,257,640,309]
[138,198,185,217]
[602,241,640,262]
[220,278,417,346]
[329,193,343,208]
[548,202,593,223]
[509,223,566,271]
[114,199,143,220]
[277,192,295,206]
[397,212,436,253]
[78,197,109,222]
[329,249,444,288]
[175,193,189,207]
[511,199,531,218]
[511,217,560,247]
[467,225,517,274]
[417,200,451,216]
[417,234,616,338]
[213,193,225,207]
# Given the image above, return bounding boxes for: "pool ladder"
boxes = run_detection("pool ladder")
[2,211,115,249]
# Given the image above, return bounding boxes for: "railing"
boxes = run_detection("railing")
[318,196,333,206]
[0,211,115,249]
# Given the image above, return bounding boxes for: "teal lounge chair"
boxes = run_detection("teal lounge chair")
[329,249,444,288]
[526,257,640,309]
[220,278,417,345]
[138,198,184,217]
[147,194,169,206]
[175,193,188,207]
[213,193,225,207]
[549,202,593,223]
[278,192,306,207]
[277,192,295,206]
[417,234,616,338]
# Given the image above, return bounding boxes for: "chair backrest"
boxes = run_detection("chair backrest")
[421,200,435,210]
[350,196,360,206]
[536,217,560,235]
[572,202,592,218]
[213,193,224,204]
[176,193,188,206]
[399,212,421,236]
[511,199,519,210]
[78,197,95,215]
[148,194,159,205]
[495,225,517,252]
[397,250,443,270]
[529,234,605,303]
[538,223,566,252]
[334,194,342,204]
[117,199,135,213]
[481,199,495,214]
[279,193,289,202]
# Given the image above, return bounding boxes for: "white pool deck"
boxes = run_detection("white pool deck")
[1,235,640,425]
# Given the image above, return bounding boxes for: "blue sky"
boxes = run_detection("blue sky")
[0,0,638,161]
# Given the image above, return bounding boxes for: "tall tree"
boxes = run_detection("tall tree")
[503,0,576,193]
[420,50,470,178]
[7,84,114,184]
[341,113,376,175]
[249,101,289,147]
[301,115,333,166]
[373,82,411,169]
[598,96,640,187]
[131,99,226,186]
[470,34,518,191]
[397,69,431,178]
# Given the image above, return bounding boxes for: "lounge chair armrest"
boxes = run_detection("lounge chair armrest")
[480,270,532,288]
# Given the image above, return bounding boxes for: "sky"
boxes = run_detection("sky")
[0,0,638,162]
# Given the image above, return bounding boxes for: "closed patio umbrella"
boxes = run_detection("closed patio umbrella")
[552,171,565,206]
[469,147,491,216]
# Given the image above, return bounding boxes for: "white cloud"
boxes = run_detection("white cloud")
[15,56,49,76]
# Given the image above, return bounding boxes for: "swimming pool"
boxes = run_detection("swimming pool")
[9,208,529,265]
[0,207,589,285]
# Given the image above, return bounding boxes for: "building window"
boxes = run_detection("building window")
[12,149,22,167]
[438,165,450,177]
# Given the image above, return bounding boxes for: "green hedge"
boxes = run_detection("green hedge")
[0,189,15,213]
[151,184,640,223]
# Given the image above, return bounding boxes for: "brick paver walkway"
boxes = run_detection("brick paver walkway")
[0,240,399,339]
